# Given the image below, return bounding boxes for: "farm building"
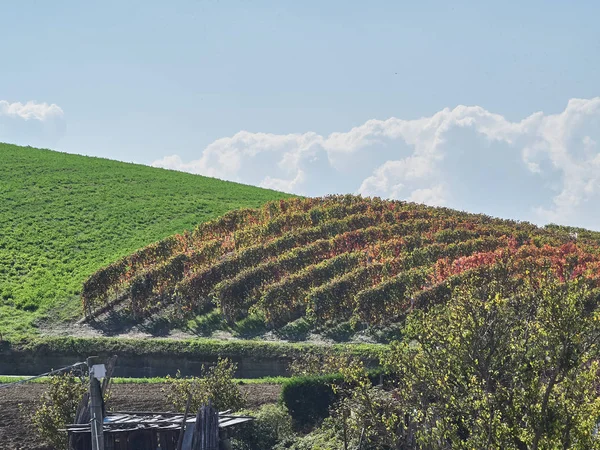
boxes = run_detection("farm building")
[66,409,253,450]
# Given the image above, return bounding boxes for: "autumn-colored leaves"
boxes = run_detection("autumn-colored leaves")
[81,195,600,328]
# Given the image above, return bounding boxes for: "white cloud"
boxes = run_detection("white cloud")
[0,100,66,146]
[0,101,64,122]
[408,185,448,207]
[260,170,306,193]
[153,98,600,229]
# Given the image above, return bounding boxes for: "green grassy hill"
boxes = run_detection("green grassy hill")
[0,143,292,339]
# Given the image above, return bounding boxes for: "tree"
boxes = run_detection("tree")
[163,358,246,412]
[383,266,600,449]
[30,373,88,450]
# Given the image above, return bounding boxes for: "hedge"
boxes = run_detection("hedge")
[3,337,386,363]
[280,369,387,429]
[280,374,344,429]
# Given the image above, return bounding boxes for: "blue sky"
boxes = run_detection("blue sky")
[1,1,600,228]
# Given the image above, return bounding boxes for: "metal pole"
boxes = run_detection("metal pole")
[0,361,87,389]
[88,356,104,450]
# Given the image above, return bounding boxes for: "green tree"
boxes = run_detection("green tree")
[30,373,88,450]
[163,357,246,412]
[384,267,600,449]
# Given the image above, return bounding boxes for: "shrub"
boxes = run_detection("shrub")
[163,358,246,412]
[232,313,268,338]
[29,372,88,450]
[274,417,344,450]
[232,404,294,450]
[381,271,600,448]
[322,321,355,342]
[277,318,314,341]
[280,374,343,429]
[187,309,227,336]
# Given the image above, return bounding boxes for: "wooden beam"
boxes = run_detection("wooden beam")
[88,356,105,450]
[176,394,192,450]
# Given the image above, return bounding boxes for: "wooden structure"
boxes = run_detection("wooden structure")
[66,409,253,450]
[61,356,253,449]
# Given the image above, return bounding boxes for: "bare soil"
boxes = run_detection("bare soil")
[0,382,281,450]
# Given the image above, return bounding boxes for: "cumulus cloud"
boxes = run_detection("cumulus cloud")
[0,100,63,121]
[0,100,66,146]
[153,98,600,229]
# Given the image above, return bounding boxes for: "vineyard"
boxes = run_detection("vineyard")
[81,195,600,337]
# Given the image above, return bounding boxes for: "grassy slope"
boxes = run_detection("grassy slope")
[0,143,292,338]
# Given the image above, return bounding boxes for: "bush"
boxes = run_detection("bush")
[274,417,344,450]
[322,321,355,342]
[232,313,268,338]
[163,358,246,412]
[280,374,343,429]
[29,372,88,450]
[232,404,294,450]
[187,309,227,337]
[282,350,388,430]
[277,318,313,341]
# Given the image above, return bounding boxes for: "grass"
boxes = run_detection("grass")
[0,375,290,385]
[0,143,293,339]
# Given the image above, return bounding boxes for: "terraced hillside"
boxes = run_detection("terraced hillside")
[0,143,291,339]
[82,195,600,340]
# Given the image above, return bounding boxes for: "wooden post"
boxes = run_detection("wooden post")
[342,407,349,450]
[357,426,365,450]
[191,402,219,450]
[101,355,118,397]
[176,394,192,450]
[88,356,105,450]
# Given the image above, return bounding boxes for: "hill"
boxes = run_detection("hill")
[0,143,292,339]
[83,195,600,342]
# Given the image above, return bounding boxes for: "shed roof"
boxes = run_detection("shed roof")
[66,411,253,434]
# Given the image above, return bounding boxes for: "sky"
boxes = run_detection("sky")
[1,1,600,229]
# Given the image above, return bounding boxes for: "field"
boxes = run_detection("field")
[0,382,281,450]
[0,143,292,340]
